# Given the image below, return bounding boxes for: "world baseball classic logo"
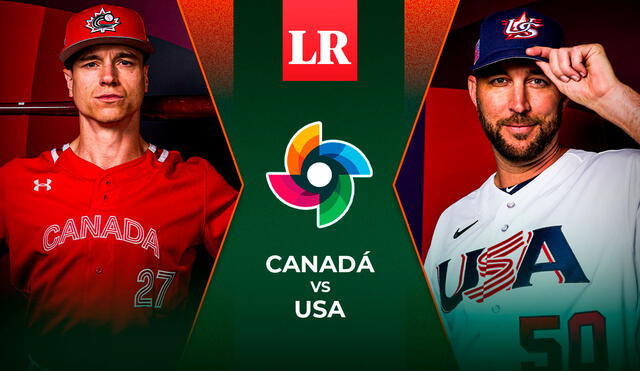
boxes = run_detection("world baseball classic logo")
[266,122,372,228]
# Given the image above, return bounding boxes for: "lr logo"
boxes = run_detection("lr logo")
[282,0,357,81]
[288,31,351,65]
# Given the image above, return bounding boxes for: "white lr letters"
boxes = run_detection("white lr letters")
[289,30,351,65]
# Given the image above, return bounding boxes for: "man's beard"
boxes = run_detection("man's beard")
[477,100,563,163]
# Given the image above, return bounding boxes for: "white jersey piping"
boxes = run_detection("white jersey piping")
[158,149,169,163]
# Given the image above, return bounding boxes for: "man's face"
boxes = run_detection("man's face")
[63,45,148,125]
[468,60,565,163]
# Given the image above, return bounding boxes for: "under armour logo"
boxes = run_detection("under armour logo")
[34,179,52,191]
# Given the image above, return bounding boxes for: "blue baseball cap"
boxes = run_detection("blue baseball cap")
[472,8,564,71]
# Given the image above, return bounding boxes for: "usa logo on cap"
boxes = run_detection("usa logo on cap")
[471,8,563,71]
[501,11,543,40]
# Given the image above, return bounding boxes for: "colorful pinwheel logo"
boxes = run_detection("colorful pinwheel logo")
[266,122,373,228]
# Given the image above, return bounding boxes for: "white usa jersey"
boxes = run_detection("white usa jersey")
[424,149,640,370]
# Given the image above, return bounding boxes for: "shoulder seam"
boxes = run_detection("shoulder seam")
[565,151,584,163]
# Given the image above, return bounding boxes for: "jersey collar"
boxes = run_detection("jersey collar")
[53,143,160,181]
[485,149,584,199]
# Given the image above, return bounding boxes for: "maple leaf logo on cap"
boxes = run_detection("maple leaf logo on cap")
[85,8,121,33]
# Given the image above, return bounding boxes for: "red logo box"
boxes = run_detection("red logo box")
[282,0,358,81]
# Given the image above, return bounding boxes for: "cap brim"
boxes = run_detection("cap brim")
[472,49,547,71]
[60,36,155,63]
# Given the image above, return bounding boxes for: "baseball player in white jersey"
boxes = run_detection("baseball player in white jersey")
[424,8,640,370]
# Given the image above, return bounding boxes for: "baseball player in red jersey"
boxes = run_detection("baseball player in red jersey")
[0,4,237,370]
[424,8,640,370]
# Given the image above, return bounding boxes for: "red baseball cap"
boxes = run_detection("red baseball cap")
[60,4,154,64]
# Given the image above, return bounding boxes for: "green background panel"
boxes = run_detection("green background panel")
[181,1,455,369]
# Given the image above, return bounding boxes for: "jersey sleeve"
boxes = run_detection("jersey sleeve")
[0,164,6,242]
[424,210,452,329]
[635,204,639,280]
[0,164,7,256]
[631,152,640,284]
[202,162,238,258]
[424,215,460,364]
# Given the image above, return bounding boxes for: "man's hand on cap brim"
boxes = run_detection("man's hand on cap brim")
[526,45,588,82]
[525,44,619,109]
[527,44,640,144]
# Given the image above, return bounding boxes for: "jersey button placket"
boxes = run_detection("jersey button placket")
[98,176,112,205]
[104,177,111,202]
[498,197,516,232]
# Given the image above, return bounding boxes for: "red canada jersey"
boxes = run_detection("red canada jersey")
[0,144,237,335]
